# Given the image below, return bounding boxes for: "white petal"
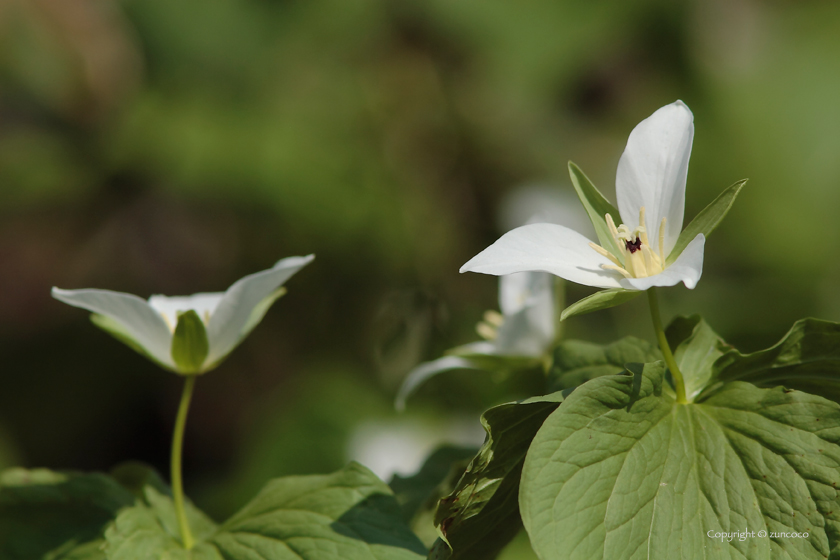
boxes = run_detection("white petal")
[147,293,224,331]
[460,223,623,289]
[616,101,694,256]
[51,287,174,367]
[206,255,314,363]
[395,356,477,411]
[496,272,555,356]
[494,306,553,357]
[620,234,705,291]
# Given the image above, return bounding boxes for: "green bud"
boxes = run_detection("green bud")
[170,310,209,374]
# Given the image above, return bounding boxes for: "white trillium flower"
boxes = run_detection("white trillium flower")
[461,101,705,292]
[463,271,556,357]
[52,255,314,374]
[395,270,556,410]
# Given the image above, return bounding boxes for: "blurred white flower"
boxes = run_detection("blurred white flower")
[462,101,705,291]
[346,418,485,481]
[395,269,556,410]
[52,255,314,374]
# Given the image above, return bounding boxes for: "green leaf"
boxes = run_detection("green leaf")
[0,468,135,560]
[559,289,641,321]
[568,162,623,260]
[546,336,660,393]
[429,392,564,560]
[389,446,478,547]
[521,361,840,559]
[667,178,747,265]
[665,315,731,401]
[710,318,840,403]
[170,310,209,374]
[215,462,426,559]
[105,462,427,560]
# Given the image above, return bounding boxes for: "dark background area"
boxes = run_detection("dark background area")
[1,2,839,552]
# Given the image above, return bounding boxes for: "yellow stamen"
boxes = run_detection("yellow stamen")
[483,310,504,328]
[203,310,211,325]
[640,244,663,276]
[160,313,174,333]
[638,207,650,246]
[601,264,632,279]
[589,242,622,267]
[606,213,620,241]
[476,322,498,340]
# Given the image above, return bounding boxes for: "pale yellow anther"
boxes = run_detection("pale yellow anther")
[476,322,498,341]
[589,242,622,267]
[203,310,211,325]
[638,207,651,247]
[160,313,174,333]
[606,213,620,240]
[641,244,663,276]
[601,264,632,279]
[483,310,504,328]
[593,207,669,281]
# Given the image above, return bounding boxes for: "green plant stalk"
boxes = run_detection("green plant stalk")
[171,375,197,549]
[647,288,687,404]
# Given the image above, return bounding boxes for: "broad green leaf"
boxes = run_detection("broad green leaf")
[546,336,660,393]
[389,446,477,547]
[568,162,623,260]
[665,314,731,401]
[710,318,840,404]
[105,462,427,560]
[429,392,564,560]
[559,289,641,322]
[171,310,210,374]
[214,462,426,559]
[521,361,840,560]
[0,468,135,560]
[667,179,747,265]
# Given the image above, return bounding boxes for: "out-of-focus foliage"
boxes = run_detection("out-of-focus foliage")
[1,0,840,558]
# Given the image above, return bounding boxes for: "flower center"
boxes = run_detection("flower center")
[589,207,667,279]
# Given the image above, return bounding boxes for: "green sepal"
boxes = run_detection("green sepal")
[666,178,747,265]
[90,313,174,372]
[170,309,210,374]
[559,288,641,321]
[429,392,564,560]
[665,315,730,401]
[568,162,623,261]
[445,347,543,372]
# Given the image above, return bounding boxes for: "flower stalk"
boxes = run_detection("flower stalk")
[647,288,687,404]
[171,375,197,549]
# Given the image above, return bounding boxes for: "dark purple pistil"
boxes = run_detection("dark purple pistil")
[625,237,642,253]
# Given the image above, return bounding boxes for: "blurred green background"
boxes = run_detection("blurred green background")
[1,0,839,554]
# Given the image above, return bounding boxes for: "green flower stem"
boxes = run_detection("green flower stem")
[646,288,687,404]
[171,374,197,549]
